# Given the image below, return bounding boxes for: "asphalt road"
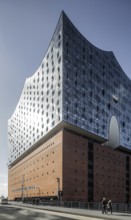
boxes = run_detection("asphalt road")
[0,205,105,220]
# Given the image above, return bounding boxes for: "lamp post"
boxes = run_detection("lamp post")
[56,177,60,203]
[21,174,25,202]
[34,185,40,197]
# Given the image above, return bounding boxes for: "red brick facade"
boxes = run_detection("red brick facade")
[8,129,131,202]
[93,143,127,202]
[8,131,63,200]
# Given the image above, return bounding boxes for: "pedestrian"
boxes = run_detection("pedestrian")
[101,197,107,214]
[36,198,39,205]
[107,200,112,214]
[33,198,35,205]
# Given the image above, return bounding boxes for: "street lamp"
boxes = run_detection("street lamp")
[56,177,60,202]
[21,174,25,202]
[34,185,40,197]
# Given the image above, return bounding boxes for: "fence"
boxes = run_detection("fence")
[15,198,131,213]
[38,201,131,213]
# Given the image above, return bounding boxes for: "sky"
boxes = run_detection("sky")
[0,0,131,197]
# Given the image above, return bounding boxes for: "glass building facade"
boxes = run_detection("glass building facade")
[8,11,131,165]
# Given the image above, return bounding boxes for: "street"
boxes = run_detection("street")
[0,205,105,220]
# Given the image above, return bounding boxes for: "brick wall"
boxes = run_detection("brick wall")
[8,128,131,202]
[8,131,63,200]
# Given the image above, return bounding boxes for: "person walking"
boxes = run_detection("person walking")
[107,200,112,214]
[101,197,107,214]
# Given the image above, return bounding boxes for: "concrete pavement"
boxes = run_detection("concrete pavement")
[8,202,131,220]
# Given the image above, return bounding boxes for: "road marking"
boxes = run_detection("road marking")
[14,206,105,220]
[6,205,106,220]
[18,209,31,215]
[0,213,15,219]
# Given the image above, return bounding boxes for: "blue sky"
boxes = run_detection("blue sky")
[0,0,131,197]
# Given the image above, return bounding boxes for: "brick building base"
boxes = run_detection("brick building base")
[8,128,131,202]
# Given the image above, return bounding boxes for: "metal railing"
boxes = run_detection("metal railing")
[38,201,131,213]
[12,199,131,213]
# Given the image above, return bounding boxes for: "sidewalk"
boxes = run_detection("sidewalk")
[9,201,131,220]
